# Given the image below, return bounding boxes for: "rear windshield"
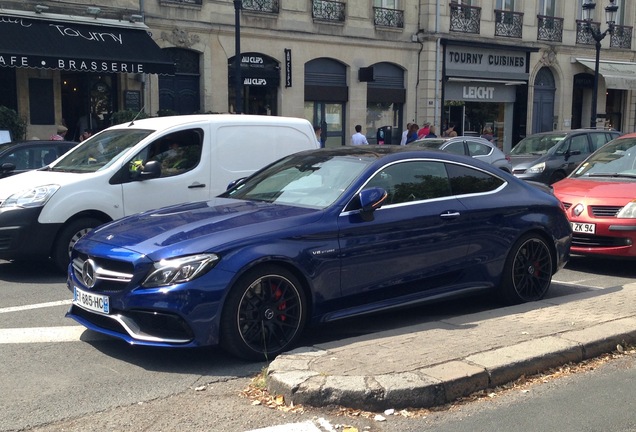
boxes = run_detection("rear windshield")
[52,129,153,173]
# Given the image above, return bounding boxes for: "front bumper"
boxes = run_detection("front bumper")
[0,206,61,260]
[65,252,234,348]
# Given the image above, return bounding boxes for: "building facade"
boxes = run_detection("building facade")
[0,0,634,150]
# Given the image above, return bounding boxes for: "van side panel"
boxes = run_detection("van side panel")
[211,123,317,196]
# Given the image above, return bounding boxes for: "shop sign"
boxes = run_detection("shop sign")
[244,78,268,86]
[445,46,528,79]
[285,48,292,88]
[445,81,516,103]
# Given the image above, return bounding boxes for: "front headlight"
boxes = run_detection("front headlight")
[617,201,636,219]
[142,253,220,287]
[526,162,546,174]
[1,185,60,208]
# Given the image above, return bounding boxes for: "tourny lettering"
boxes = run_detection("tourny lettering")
[49,24,124,44]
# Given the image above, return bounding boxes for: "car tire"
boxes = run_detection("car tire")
[220,265,307,361]
[498,234,553,305]
[51,217,104,273]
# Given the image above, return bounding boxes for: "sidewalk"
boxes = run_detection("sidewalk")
[267,282,636,411]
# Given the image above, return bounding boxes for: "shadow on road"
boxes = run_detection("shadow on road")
[0,259,64,284]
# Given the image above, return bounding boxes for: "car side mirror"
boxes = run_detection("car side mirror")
[227,177,247,190]
[360,187,388,213]
[140,160,161,180]
[1,162,16,173]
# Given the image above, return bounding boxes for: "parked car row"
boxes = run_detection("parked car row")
[1,115,632,361]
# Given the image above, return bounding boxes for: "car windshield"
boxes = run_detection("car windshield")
[573,138,636,179]
[510,133,567,156]
[222,152,375,209]
[51,129,153,173]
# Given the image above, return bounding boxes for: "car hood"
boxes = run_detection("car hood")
[0,169,87,200]
[80,198,322,259]
[552,177,636,200]
[508,154,544,169]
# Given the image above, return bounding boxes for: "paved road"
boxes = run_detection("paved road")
[1,256,634,431]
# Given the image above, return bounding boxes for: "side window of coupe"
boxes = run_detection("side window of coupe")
[446,163,504,195]
[368,161,452,205]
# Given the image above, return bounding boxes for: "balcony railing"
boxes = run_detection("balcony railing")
[610,25,632,49]
[537,15,563,42]
[449,3,481,34]
[576,20,599,44]
[312,0,345,22]
[373,6,404,28]
[494,9,523,38]
[242,0,279,13]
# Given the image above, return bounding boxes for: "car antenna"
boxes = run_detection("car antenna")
[128,106,146,127]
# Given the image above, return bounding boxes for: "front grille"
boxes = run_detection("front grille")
[72,253,135,293]
[590,206,622,217]
[572,234,632,248]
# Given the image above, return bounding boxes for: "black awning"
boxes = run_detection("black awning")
[0,15,175,74]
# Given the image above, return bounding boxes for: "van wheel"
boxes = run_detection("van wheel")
[51,218,104,273]
[220,265,307,361]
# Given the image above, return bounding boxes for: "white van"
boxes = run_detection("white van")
[0,114,319,271]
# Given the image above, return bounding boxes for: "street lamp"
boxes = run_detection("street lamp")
[582,0,618,128]
[233,0,243,114]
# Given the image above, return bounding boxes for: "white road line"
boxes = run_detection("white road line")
[0,326,90,343]
[245,421,325,432]
[0,299,72,314]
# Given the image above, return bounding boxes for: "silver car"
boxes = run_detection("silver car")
[410,136,512,173]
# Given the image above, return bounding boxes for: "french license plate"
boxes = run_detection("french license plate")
[74,286,110,314]
[571,222,595,234]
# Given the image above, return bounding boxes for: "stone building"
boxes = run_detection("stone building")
[0,0,634,149]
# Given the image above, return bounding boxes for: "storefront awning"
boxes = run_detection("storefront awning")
[0,14,175,74]
[576,58,636,90]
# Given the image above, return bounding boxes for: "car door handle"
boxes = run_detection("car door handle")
[188,182,206,189]
[440,211,461,219]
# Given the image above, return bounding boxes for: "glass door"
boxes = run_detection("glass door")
[305,101,345,147]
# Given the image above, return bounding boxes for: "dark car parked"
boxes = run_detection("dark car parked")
[0,140,77,178]
[510,129,621,185]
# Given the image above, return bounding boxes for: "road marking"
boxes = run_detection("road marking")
[0,326,91,343]
[0,299,72,314]
[245,420,326,432]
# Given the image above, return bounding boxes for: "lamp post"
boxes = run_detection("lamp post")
[233,0,243,114]
[582,0,618,128]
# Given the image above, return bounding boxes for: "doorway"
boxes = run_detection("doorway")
[61,73,116,141]
[305,102,345,147]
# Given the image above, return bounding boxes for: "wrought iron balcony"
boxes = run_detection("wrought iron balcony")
[494,9,523,38]
[449,3,481,34]
[610,25,632,49]
[537,15,563,42]
[242,0,279,13]
[312,0,345,22]
[576,20,599,44]
[373,6,404,28]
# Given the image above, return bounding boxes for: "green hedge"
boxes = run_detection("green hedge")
[0,106,26,141]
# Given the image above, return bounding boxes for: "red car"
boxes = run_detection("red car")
[552,132,636,258]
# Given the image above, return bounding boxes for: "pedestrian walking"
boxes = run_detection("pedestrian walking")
[351,125,369,145]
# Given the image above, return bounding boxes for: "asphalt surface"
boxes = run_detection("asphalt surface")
[267,282,636,411]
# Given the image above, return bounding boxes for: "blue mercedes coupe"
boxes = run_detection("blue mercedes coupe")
[66,146,572,360]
